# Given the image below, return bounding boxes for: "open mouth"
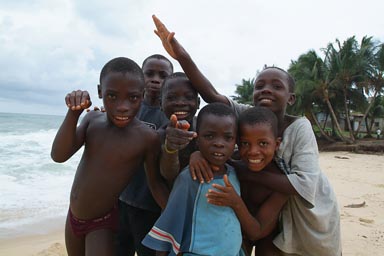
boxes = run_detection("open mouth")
[246,157,266,171]
[113,115,132,126]
[248,158,262,164]
[211,152,226,161]
[258,98,273,104]
[173,111,189,119]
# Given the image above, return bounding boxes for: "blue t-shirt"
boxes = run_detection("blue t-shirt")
[142,164,244,256]
[119,101,169,212]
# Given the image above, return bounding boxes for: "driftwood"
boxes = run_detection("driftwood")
[344,201,366,208]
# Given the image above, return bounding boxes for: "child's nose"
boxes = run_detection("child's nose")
[213,139,225,148]
[174,99,186,105]
[249,145,260,155]
[116,100,130,112]
[261,85,273,94]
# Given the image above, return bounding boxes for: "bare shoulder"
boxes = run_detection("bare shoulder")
[134,119,160,142]
[81,110,105,123]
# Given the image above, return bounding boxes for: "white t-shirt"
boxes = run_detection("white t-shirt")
[227,97,342,255]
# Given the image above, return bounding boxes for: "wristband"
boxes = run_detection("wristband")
[164,139,178,154]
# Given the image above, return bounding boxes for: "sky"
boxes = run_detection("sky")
[0,0,383,116]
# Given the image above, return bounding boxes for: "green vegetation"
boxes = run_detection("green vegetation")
[231,36,384,144]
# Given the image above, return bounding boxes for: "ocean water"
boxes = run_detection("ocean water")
[0,112,82,238]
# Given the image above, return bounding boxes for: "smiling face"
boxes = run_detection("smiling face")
[197,113,237,170]
[253,68,295,117]
[238,123,280,172]
[161,76,199,123]
[99,71,144,128]
[142,58,173,103]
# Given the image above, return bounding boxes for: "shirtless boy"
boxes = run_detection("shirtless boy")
[51,57,168,256]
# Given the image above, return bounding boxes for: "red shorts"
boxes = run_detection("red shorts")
[68,205,119,237]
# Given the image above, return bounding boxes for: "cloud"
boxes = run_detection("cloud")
[0,0,383,115]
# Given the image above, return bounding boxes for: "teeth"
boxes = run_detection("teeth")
[174,111,188,115]
[249,159,262,164]
[213,152,224,156]
[115,116,129,121]
[260,99,272,103]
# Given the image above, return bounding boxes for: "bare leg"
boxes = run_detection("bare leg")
[85,228,115,256]
[255,233,282,256]
[65,214,85,256]
[242,239,254,256]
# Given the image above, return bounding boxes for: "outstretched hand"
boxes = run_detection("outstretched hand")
[65,90,92,112]
[206,174,241,208]
[164,114,196,153]
[152,15,187,60]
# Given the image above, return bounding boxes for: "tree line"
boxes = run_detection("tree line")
[232,36,384,143]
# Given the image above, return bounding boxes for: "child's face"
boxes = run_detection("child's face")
[253,69,295,115]
[142,58,172,100]
[99,72,143,128]
[238,123,280,172]
[197,114,236,169]
[161,78,199,123]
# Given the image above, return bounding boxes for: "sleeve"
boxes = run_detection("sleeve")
[225,96,251,117]
[285,119,320,208]
[142,170,195,255]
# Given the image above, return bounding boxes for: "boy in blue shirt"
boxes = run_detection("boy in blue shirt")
[143,103,244,256]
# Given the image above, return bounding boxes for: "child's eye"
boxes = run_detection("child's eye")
[166,95,176,101]
[254,83,264,90]
[144,71,155,77]
[107,94,116,100]
[240,141,250,147]
[225,135,234,141]
[204,134,214,140]
[186,95,196,101]
[272,83,283,90]
[259,141,269,147]
[130,95,140,101]
[159,72,168,79]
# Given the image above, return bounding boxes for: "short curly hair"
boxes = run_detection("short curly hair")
[99,57,144,85]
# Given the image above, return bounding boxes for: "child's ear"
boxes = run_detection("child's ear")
[288,93,296,106]
[97,84,102,99]
[275,137,282,151]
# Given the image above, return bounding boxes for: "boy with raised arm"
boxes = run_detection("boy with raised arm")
[152,15,341,255]
[51,57,169,256]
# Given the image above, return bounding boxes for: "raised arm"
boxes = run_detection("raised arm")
[51,90,92,163]
[152,15,229,105]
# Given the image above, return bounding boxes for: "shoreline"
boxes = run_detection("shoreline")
[0,151,383,256]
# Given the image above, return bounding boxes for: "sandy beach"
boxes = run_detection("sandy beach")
[0,151,383,256]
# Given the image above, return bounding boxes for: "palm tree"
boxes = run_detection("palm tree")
[289,50,340,142]
[231,78,255,105]
[354,41,384,135]
[325,37,362,142]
